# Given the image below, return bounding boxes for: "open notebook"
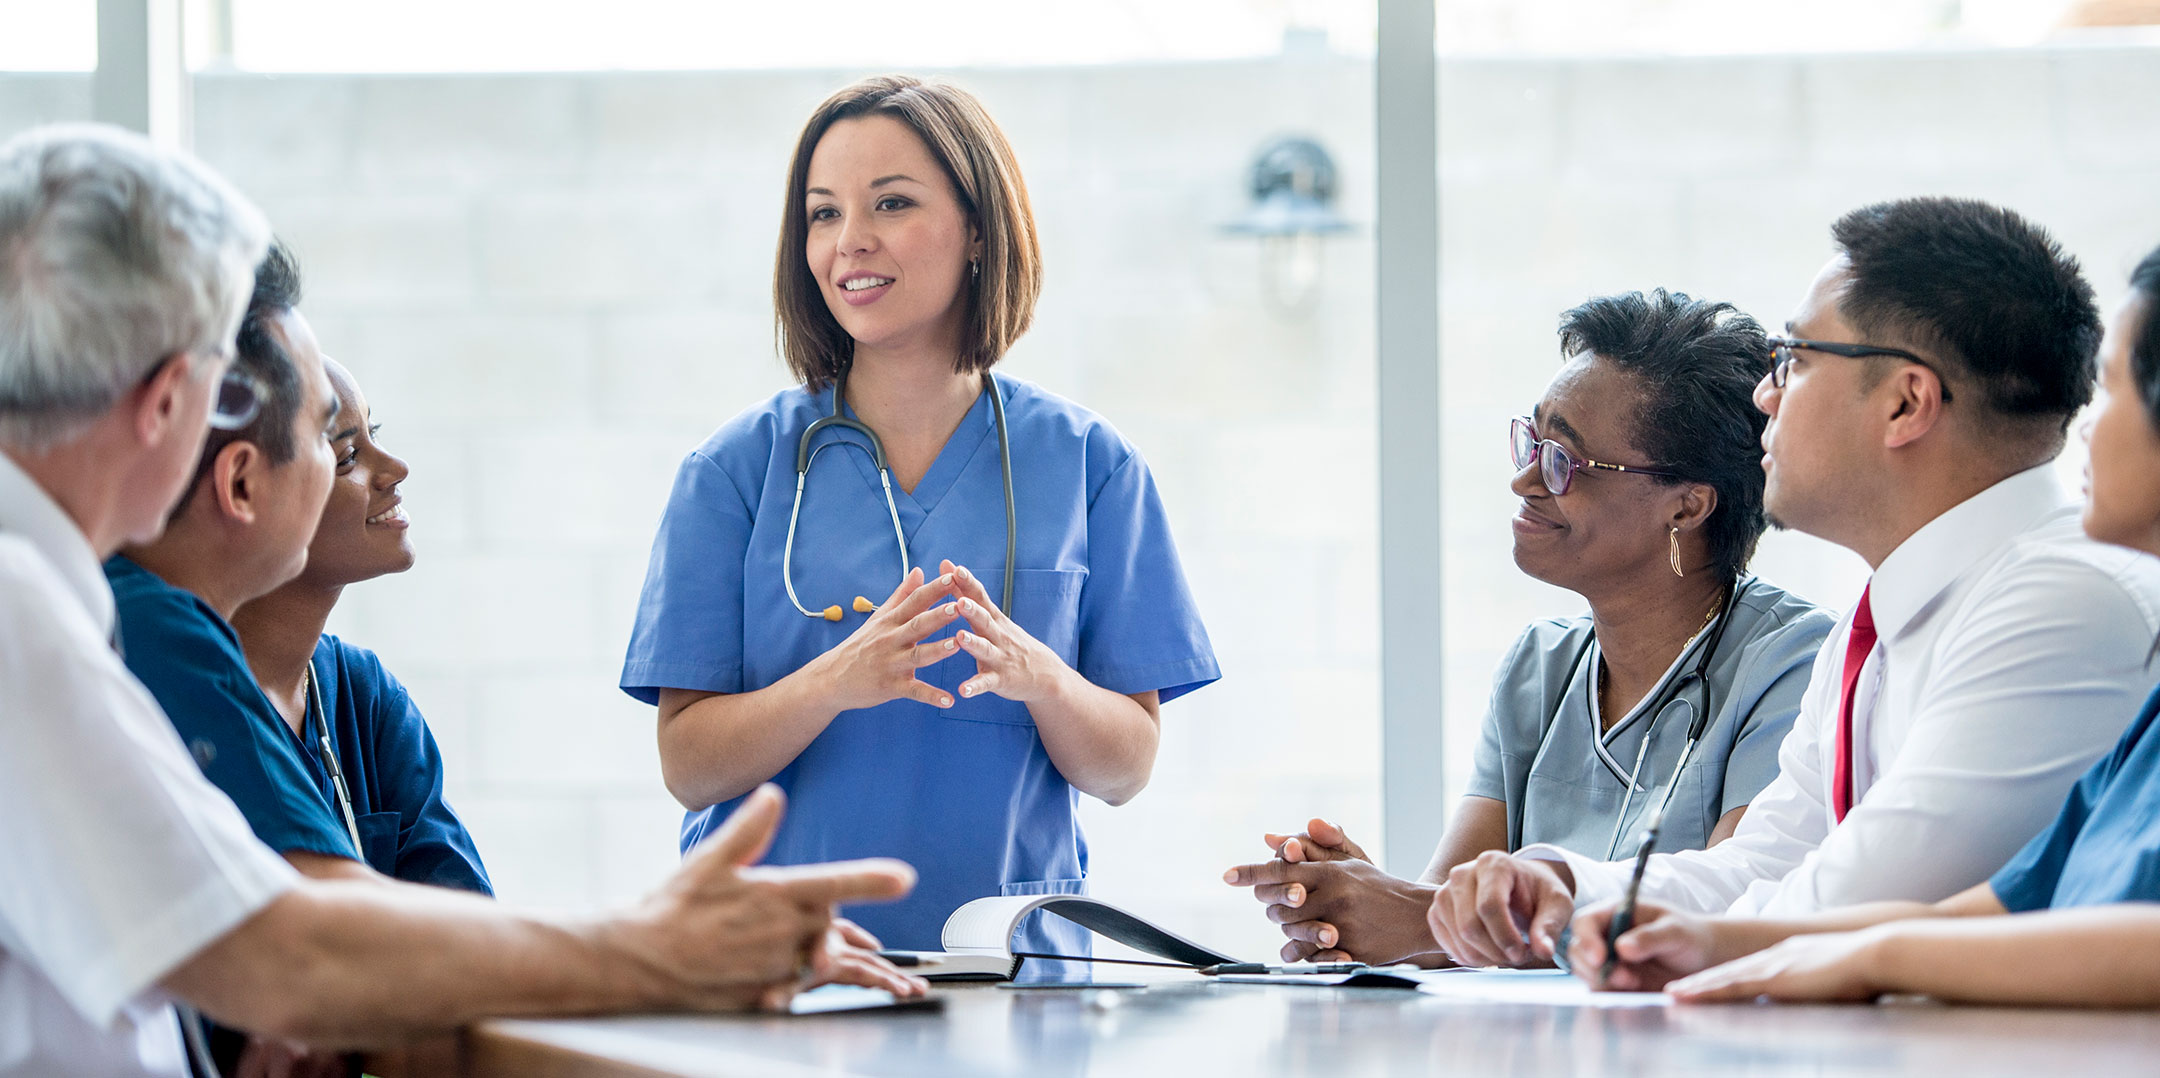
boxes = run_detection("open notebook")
[881,894,1239,981]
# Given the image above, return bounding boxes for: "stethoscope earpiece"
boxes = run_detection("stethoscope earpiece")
[820,605,844,621]
[853,596,876,614]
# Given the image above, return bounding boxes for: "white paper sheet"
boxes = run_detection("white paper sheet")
[1413,969,1669,1008]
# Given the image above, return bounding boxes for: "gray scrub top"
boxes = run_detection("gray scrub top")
[1466,575,1834,861]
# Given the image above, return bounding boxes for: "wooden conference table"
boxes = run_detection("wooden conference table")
[372,970,2160,1077]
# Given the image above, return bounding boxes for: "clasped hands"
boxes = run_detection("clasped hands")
[1222,820,1449,965]
[1231,838,1887,1002]
[818,559,1060,712]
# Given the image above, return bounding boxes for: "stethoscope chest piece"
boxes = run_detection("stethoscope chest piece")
[781,370,1016,621]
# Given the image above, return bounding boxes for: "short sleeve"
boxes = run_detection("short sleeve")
[1987,703,2148,912]
[1074,449,1219,703]
[341,646,492,894]
[115,587,356,862]
[621,448,754,704]
[0,547,295,1025]
[1718,609,1835,815]
[1465,625,1546,803]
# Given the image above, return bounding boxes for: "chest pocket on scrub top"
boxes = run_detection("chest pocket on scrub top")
[921,568,1087,723]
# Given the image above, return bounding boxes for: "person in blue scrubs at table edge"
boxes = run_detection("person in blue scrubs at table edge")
[622,75,1220,958]
[1561,242,2160,1008]
[107,244,486,1072]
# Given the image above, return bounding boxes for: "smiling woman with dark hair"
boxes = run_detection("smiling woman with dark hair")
[1225,289,1832,967]
[621,75,1219,960]
[229,356,488,895]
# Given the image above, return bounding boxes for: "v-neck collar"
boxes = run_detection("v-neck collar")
[823,377,1002,530]
[1582,608,1721,787]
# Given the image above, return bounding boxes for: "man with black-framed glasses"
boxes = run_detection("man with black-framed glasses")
[1429,196,2160,972]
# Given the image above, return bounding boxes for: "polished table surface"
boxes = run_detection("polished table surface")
[397,972,2160,1077]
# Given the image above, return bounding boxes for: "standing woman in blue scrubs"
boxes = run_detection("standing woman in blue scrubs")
[622,75,1219,955]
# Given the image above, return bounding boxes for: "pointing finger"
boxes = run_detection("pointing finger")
[755,858,919,906]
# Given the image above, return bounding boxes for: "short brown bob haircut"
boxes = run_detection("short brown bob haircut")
[774,75,1043,393]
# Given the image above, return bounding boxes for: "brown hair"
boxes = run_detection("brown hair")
[773,75,1042,392]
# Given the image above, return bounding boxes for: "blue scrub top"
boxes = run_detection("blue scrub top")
[621,375,1219,954]
[106,557,490,894]
[1991,681,2160,912]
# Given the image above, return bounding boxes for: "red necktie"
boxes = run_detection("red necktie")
[1831,585,1877,822]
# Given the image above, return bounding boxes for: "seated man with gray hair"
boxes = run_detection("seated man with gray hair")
[0,123,923,1078]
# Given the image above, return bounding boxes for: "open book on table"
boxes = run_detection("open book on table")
[880,894,1239,982]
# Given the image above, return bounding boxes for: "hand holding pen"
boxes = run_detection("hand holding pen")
[1553,799,1719,992]
[1560,896,1724,992]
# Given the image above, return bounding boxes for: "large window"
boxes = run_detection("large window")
[7,0,2158,968]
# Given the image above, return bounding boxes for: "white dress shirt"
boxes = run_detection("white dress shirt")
[1522,465,2160,917]
[0,453,297,1077]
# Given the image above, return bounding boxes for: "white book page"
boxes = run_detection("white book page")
[941,895,1052,954]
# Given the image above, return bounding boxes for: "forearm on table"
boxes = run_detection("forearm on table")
[1860,904,2160,1006]
[1028,671,1159,806]
[656,672,842,809]
[1707,887,2003,965]
[166,881,687,1046]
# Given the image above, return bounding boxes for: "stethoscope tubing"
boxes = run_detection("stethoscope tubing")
[1581,577,1743,860]
[785,370,1015,619]
[304,664,364,854]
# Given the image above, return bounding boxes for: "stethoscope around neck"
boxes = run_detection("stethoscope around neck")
[781,367,1015,621]
[1555,576,1744,860]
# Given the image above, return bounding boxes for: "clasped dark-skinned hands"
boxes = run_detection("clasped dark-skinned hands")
[1223,820,1447,965]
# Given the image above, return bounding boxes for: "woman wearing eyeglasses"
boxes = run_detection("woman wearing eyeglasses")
[620,77,1219,959]
[1227,289,1833,967]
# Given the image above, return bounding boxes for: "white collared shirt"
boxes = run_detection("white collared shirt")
[0,452,297,1077]
[1522,465,2160,917]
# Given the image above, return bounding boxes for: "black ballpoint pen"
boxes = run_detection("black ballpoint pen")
[1599,800,1665,986]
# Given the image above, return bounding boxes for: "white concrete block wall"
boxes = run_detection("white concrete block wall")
[4,44,2157,960]
[1435,46,2160,814]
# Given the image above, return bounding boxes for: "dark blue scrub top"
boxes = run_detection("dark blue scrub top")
[1992,682,2160,912]
[310,634,490,894]
[106,556,489,894]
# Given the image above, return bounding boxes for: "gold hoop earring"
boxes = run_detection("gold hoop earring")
[1669,525,1684,577]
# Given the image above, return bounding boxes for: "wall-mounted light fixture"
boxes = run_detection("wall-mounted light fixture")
[1222,136,1353,312]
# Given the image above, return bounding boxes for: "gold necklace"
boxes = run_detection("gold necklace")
[1597,593,1725,722]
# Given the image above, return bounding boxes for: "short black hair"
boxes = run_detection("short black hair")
[1559,289,1773,581]
[1831,198,2102,437]
[2130,244,2160,425]
[170,241,304,517]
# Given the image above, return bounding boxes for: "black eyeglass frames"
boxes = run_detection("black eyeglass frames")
[1766,335,1954,403]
